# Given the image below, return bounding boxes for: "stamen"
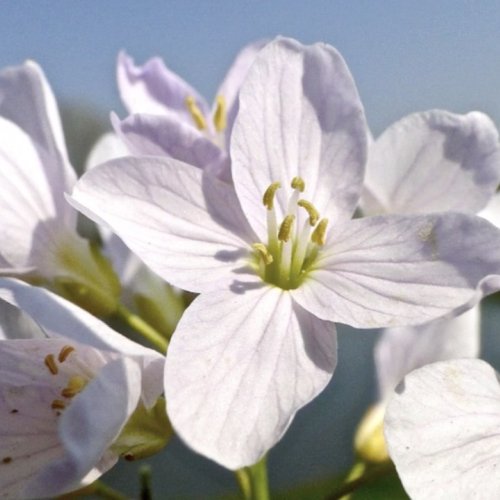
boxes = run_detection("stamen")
[61,375,87,398]
[263,182,281,210]
[51,399,66,410]
[213,95,227,132]
[278,215,295,242]
[58,345,75,363]
[311,218,329,246]
[252,243,274,265]
[44,354,58,375]
[185,96,207,130]
[297,200,319,226]
[291,177,305,192]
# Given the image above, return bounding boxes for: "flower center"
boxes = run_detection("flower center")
[252,177,328,290]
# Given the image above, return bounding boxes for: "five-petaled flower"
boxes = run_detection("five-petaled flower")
[71,37,500,469]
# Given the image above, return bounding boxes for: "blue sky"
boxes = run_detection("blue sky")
[2,0,500,135]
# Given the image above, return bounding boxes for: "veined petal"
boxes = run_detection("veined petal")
[212,39,268,145]
[362,111,500,215]
[231,37,367,239]
[0,61,76,223]
[164,286,336,469]
[0,279,164,408]
[117,51,210,123]
[375,306,479,401]
[71,157,257,293]
[113,112,227,175]
[385,359,500,500]
[0,117,65,270]
[292,212,500,327]
[25,357,141,498]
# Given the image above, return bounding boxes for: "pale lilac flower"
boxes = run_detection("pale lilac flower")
[0,278,165,498]
[0,61,119,316]
[115,40,266,180]
[384,358,500,499]
[71,37,500,469]
[360,110,500,216]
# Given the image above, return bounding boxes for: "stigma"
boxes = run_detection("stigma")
[252,177,329,289]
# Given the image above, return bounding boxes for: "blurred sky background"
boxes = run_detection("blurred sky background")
[2,1,500,498]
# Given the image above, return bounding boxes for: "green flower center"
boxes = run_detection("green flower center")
[252,177,328,290]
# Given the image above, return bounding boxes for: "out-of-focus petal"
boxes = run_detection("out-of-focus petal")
[375,306,479,401]
[362,111,500,215]
[117,51,209,123]
[292,212,500,327]
[85,132,129,171]
[0,61,76,222]
[480,192,500,228]
[164,286,336,469]
[231,37,367,239]
[70,157,257,293]
[385,359,500,500]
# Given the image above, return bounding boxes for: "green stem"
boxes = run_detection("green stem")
[115,304,168,353]
[93,480,129,500]
[139,465,153,500]
[235,468,252,499]
[325,461,395,500]
[246,456,270,500]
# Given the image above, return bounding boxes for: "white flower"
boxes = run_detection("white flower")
[0,279,165,498]
[71,37,500,469]
[384,358,500,499]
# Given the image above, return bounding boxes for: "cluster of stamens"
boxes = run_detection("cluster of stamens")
[44,345,88,415]
[252,176,329,290]
[185,94,227,148]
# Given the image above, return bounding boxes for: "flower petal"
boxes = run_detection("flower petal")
[164,286,337,469]
[25,357,141,498]
[85,132,129,170]
[385,359,500,500]
[480,192,500,228]
[361,111,500,215]
[375,306,479,401]
[292,212,500,327]
[0,278,164,408]
[231,37,367,239]
[117,51,209,122]
[113,112,228,176]
[0,61,76,222]
[71,157,257,293]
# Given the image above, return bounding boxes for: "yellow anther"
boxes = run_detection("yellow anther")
[44,354,58,375]
[291,176,305,192]
[58,345,75,363]
[252,243,274,265]
[213,95,227,132]
[185,96,207,130]
[311,218,329,246]
[298,199,320,226]
[262,182,281,210]
[61,375,87,398]
[278,215,296,242]
[51,399,66,410]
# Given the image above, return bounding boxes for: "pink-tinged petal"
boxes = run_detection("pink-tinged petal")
[292,212,500,327]
[232,37,367,239]
[0,338,115,498]
[385,359,500,500]
[85,132,129,170]
[0,279,164,407]
[362,111,500,215]
[113,112,227,176]
[212,39,268,144]
[164,287,337,469]
[71,157,257,293]
[25,357,141,498]
[375,306,479,401]
[0,61,76,222]
[117,51,209,123]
